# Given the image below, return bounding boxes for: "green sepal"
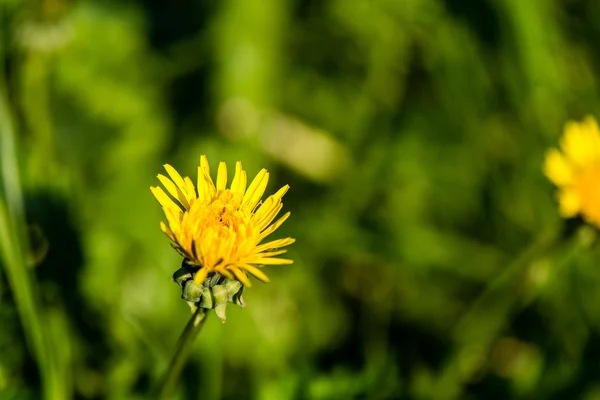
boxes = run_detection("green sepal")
[212,285,229,322]
[172,264,193,287]
[215,302,228,323]
[212,285,229,305]
[232,286,246,307]
[224,280,242,301]
[182,280,203,302]
[198,286,213,309]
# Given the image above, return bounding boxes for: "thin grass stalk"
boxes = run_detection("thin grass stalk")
[433,223,589,399]
[0,75,64,399]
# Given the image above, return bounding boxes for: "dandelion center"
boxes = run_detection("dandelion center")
[183,190,258,271]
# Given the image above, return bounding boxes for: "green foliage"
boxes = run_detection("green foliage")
[2,0,600,398]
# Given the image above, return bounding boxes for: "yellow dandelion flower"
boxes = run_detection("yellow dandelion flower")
[544,115,600,227]
[151,155,294,287]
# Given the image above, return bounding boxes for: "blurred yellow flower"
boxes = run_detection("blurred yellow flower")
[544,116,600,227]
[151,155,294,286]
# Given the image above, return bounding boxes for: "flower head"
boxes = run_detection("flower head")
[151,155,294,287]
[544,116,600,227]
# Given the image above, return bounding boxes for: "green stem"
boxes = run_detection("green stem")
[157,307,208,399]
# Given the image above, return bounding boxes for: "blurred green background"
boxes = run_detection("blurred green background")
[2,0,600,399]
